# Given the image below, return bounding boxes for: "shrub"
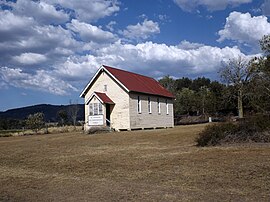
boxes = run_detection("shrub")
[0,133,12,137]
[196,114,270,146]
[196,123,238,146]
[87,126,111,135]
[26,113,45,134]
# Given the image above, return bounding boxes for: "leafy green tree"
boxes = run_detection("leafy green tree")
[159,75,175,93]
[197,86,218,115]
[209,81,226,113]
[175,88,198,115]
[220,85,238,115]
[248,35,270,112]
[191,77,211,91]
[26,113,45,134]
[175,77,192,91]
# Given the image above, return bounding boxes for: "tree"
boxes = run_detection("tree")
[175,77,192,91]
[260,35,270,54]
[26,113,45,134]
[69,99,79,129]
[209,81,226,113]
[248,35,270,112]
[175,88,198,115]
[259,35,270,93]
[159,75,175,93]
[191,77,211,91]
[219,56,254,118]
[57,109,68,126]
[198,86,210,115]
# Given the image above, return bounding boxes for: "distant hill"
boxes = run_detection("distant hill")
[0,104,84,122]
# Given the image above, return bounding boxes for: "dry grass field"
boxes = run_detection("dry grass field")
[0,124,269,201]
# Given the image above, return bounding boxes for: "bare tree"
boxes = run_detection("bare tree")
[57,109,68,126]
[69,99,79,129]
[219,56,254,118]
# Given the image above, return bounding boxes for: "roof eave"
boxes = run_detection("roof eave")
[129,90,175,99]
[80,65,104,98]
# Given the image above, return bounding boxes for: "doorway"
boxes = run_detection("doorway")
[106,104,111,127]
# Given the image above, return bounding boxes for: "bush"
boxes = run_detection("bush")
[196,114,270,146]
[26,113,45,134]
[196,123,237,146]
[87,126,111,135]
[0,133,12,137]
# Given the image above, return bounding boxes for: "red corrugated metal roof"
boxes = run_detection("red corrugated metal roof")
[95,92,114,104]
[103,65,174,98]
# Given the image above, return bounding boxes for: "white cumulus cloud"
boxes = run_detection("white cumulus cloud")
[0,0,263,96]
[177,40,205,50]
[44,0,120,22]
[55,41,250,80]
[10,0,69,24]
[13,53,47,65]
[0,67,77,95]
[0,10,36,42]
[218,12,270,47]
[0,10,80,67]
[67,19,117,43]
[120,19,160,41]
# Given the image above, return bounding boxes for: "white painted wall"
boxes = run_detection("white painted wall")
[129,93,174,129]
[84,70,130,130]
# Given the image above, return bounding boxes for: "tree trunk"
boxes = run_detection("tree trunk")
[238,89,244,118]
[73,118,76,130]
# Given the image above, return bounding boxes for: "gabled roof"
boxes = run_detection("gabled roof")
[86,92,114,104]
[80,65,174,98]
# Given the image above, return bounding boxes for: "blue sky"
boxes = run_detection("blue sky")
[0,0,270,111]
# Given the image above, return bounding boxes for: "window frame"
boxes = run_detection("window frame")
[89,103,103,115]
[89,103,93,116]
[98,103,103,115]
[93,103,98,115]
